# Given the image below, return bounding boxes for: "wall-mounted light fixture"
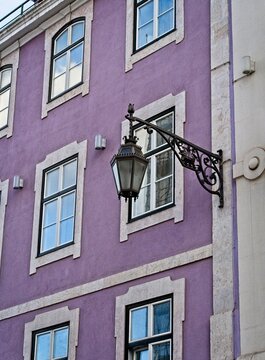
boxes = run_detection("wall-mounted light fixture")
[13,175,24,189]
[95,134,106,150]
[111,104,224,208]
[242,55,255,75]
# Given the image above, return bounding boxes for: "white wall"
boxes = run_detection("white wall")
[232,0,265,357]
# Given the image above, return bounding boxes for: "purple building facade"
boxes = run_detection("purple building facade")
[0,1,234,359]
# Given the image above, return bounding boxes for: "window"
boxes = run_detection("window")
[39,157,77,255]
[30,141,87,274]
[41,1,93,118]
[131,110,174,219]
[50,20,85,100]
[23,307,79,360]
[0,66,12,130]
[0,48,19,138]
[125,0,183,71]
[135,0,175,51]
[115,277,185,360]
[120,93,185,242]
[127,297,172,360]
[32,324,69,360]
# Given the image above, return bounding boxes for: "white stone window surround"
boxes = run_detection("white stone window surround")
[0,48,19,139]
[120,92,185,242]
[30,140,87,274]
[125,0,184,72]
[41,0,93,118]
[0,179,9,270]
[23,306,79,360]
[115,276,185,360]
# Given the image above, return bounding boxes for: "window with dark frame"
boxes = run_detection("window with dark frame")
[126,296,172,360]
[38,157,78,256]
[49,19,85,100]
[0,66,12,130]
[31,323,69,360]
[134,0,175,51]
[130,109,175,220]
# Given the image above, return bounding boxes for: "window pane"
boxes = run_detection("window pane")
[70,44,83,68]
[153,301,170,335]
[0,89,10,111]
[63,160,77,189]
[36,332,51,360]
[42,224,57,252]
[133,185,151,217]
[53,327,69,358]
[158,10,174,37]
[155,176,172,208]
[72,22,84,43]
[61,192,75,219]
[0,69,11,89]
[44,200,58,227]
[69,64,82,88]
[138,1,154,26]
[136,349,149,360]
[0,108,8,129]
[156,114,173,148]
[52,73,66,98]
[54,54,67,77]
[55,29,68,54]
[156,151,172,180]
[152,341,170,360]
[130,307,148,341]
[135,127,151,153]
[59,217,74,245]
[158,0,173,14]
[138,22,154,48]
[45,168,59,197]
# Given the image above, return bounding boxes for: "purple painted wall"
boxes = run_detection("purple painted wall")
[0,0,213,358]
[0,261,212,359]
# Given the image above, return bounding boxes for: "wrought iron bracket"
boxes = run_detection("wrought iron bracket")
[126,104,224,208]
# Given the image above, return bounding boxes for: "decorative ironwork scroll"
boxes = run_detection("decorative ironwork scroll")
[126,104,224,208]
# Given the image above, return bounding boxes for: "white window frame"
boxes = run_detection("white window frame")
[115,276,185,360]
[50,20,85,100]
[128,298,172,359]
[125,0,184,71]
[41,0,93,118]
[40,158,78,255]
[120,92,185,242]
[33,324,69,360]
[135,0,175,50]
[0,179,9,270]
[129,298,172,341]
[132,111,175,219]
[30,140,87,274]
[0,48,19,139]
[23,307,79,360]
[0,66,12,131]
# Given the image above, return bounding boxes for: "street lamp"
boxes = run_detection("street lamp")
[111,104,224,208]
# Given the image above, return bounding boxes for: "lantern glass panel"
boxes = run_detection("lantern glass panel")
[132,159,149,193]
[118,159,133,190]
[112,161,121,193]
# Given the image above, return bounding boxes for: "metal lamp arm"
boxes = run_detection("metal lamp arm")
[125,105,224,208]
